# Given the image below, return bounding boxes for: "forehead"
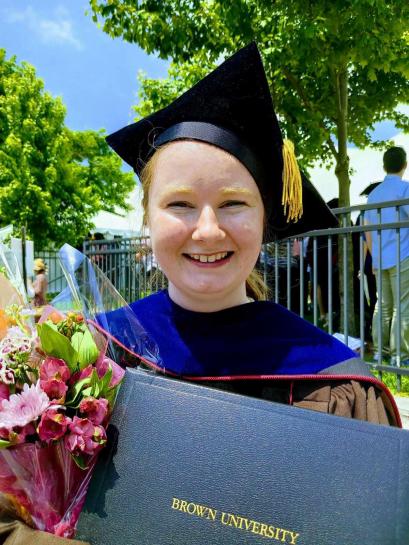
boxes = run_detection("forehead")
[151,140,259,192]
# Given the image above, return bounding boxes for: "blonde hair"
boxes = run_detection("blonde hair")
[140,143,269,301]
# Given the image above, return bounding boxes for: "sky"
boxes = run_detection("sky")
[1,0,168,133]
[1,2,408,235]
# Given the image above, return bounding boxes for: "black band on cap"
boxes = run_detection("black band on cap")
[154,121,265,187]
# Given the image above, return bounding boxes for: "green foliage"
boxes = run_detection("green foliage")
[89,0,409,201]
[37,321,78,371]
[0,50,135,249]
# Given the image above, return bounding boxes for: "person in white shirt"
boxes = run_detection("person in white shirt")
[365,146,409,364]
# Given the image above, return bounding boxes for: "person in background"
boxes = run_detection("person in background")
[364,146,409,365]
[32,258,48,307]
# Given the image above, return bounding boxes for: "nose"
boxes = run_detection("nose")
[192,206,226,242]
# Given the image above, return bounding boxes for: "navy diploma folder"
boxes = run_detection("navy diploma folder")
[77,368,409,545]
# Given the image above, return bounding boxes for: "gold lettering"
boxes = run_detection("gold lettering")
[268,526,276,538]
[170,498,300,543]
[186,502,196,515]
[251,521,261,534]
[229,514,240,528]
[243,518,251,531]
[195,504,206,517]
[207,508,217,521]
[259,523,269,537]
[289,531,300,545]
[280,529,290,542]
[220,512,230,525]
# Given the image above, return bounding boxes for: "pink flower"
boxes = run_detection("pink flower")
[0,383,10,402]
[40,378,68,401]
[97,357,125,388]
[68,364,93,386]
[64,416,107,456]
[40,357,70,383]
[0,381,49,430]
[0,361,14,385]
[9,422,36,444]
[79,397,108,425]
[38,409,71,442]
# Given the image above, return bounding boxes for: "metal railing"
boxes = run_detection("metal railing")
[260,198,409,388]
[83,237,167,302]
[40,197,408,388]
[35,250,68,295]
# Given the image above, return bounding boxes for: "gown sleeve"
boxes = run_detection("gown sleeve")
[0,519,90,545]
[292,380,396,426]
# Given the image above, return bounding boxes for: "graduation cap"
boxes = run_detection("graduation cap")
[107,42,337,241]
[359,181,382,197]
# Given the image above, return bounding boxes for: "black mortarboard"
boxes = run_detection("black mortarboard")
[106,42,337,241]
[359,181,382,197]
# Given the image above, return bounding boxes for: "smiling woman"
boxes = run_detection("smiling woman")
[1,40,399,545]
[145,140,264,311]
[99,43,400,430]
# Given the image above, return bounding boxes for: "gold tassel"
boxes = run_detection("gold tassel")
[282,139,303,222]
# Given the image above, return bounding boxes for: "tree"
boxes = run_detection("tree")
[89,0,409,208]
[0,50,135,249]
[89,0,409,332]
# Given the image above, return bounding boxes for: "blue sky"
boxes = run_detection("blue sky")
[1,1,168,134]
[1,1,403,142]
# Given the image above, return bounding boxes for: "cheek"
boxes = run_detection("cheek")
[235,214,264,246]
[148,211,190,253]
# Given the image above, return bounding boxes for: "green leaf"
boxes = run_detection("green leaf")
[71,454,89,470]
[0,439,11,449]
[71,329,99,369]
[37,322,78,371]
[65,376,92,408]
[99,366,113,398]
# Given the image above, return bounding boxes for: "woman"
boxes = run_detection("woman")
[0,41,399,545]
[102,43,399,427]
[32,258,48,307]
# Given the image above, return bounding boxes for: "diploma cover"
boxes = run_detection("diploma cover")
[77,368,409,545]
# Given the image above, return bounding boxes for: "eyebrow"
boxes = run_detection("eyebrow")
[160,185,255,198]
[219,187,254,197]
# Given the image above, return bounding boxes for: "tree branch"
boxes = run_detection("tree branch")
[283,68,338,160]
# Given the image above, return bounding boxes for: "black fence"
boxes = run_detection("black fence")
[43,198,409,389]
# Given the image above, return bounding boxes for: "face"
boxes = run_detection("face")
[147,140,264,312]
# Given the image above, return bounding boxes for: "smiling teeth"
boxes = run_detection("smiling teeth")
[190,252,228,263]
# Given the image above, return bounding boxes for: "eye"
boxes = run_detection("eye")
[220,200,248,208]
[167,201,193,208]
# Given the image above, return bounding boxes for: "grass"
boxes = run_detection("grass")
[372,370,409,396]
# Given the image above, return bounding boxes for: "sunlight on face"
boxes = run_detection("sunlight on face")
[147,140,265,312]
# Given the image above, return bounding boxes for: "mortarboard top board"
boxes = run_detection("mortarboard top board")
[106,42,337,241]
[359,181,382,197]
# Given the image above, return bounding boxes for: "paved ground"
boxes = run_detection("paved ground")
[394,396,409,429]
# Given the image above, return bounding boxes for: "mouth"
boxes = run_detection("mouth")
[183,251,234,264]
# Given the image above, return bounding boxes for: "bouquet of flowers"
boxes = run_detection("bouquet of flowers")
[0,245,125,538]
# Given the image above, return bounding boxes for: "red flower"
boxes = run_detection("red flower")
[38,409,71,442]
[0,382,10,402]
[64,416,106,456]
[40,378,67,401]
[40,357,70,383]
[68,364,93,387]
[79,397,108,425]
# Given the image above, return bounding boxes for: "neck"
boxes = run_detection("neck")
[386,169,405,178]
[167,284,249,312]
